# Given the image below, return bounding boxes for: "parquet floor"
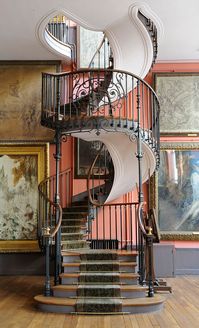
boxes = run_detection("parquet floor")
[0,275,199,328]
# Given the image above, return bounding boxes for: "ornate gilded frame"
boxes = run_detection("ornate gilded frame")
[0,143,49,252]
[151,142,199,240]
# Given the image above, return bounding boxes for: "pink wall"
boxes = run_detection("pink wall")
[147,61,199,248]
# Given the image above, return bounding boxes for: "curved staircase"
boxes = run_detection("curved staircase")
[34,10,165,315]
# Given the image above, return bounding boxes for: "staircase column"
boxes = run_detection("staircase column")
[54,130,62,285]
[136,80,145,286]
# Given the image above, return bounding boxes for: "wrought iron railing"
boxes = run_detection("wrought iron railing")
[41,68,160,166]
[87,202,139,251]
[137,201,156,297]
[138,10,158,66]
[38,167,72,295]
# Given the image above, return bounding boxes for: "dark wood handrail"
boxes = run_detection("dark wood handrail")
[87,143,105,207]
[137,201,147,236]
[38,168,71,239]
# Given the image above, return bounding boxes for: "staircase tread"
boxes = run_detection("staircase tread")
[34,294,165,307]
[62,261,137,266]
[122,295,165,306]
[61,250,138,256]
[34,295,76,306]
[52,284,147,291]
[60,272,138,277]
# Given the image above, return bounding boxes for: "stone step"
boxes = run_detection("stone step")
[62,250,138,262]
[62,261,137,273]
[60,272,139,285]
[61,232,86,241]
[61,219,86,226]
[34,294,165,314]
[52,284,147,298]
[61,225,86,233]
[62,240,89,250]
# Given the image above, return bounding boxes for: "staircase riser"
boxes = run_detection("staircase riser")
[118,255,137,262]
[122,302,164,314]
[61,220,86,226]
[121,290,146,298]
[75,303,122,313]
[62,256,80,263]
[37,303,74,314]
[62,235,84,241]
[53,290,76,298]
[62,242,89,250]
[61,227,86,233]
[53,289,121,298]
[62,265,135,273]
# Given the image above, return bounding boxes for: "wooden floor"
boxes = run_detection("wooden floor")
[0,275,199,328]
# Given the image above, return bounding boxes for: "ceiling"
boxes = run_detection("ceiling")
[1,0,199,62]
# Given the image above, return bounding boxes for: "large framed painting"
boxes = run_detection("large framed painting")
[0,143,49,252]
[154,73,199,135]
[155,142,199,240]
[74,139,109,179]
[0,61,60,142]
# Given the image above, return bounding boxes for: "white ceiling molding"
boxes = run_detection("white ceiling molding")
[36,7,104,60]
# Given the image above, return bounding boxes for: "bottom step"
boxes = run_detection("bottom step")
[34,294,165,314]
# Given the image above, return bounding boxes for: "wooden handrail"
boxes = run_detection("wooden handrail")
[87,143,105,207]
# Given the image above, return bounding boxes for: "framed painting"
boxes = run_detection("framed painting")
[0,61,60,142]
[154,142,199,240]
[154,73,199,135]
[0,143,49,252]
[74,139,109,179]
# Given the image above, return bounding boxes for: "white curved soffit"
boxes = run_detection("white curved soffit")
[72,130,156,204]
[105,2,163,78]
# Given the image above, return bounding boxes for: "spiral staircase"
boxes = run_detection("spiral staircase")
[34,6,166,314]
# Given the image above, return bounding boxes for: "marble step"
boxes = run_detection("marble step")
[34,294,165,314]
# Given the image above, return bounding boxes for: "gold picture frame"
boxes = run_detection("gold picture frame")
[0,143,49,252]
[0,60,60,142]
[152,142,199,240]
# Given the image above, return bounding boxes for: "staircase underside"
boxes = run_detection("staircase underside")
[71,125,156,203]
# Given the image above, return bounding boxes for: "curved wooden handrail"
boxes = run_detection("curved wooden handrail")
[137,201,147,236]
[38,168,71,240]
[87,143,105,207]
[88,35,106,68]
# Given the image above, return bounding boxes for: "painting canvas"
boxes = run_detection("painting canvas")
[0,61,59,142]
[0,154,38,240]
[154,73,199,134]
[75,139,109,178]
[158,143,199,239]
[0,144,48,251]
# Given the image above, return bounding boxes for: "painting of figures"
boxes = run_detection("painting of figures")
[158,143,199,238]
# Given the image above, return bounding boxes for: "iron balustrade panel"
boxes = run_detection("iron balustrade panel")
[41,69,160,166]
[87,203,139,250]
